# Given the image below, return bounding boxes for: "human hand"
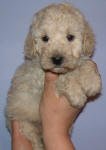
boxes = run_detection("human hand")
[40,72,80,150]
[12,120,33,150]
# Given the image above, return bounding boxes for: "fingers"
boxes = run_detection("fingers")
[12,120,33,150]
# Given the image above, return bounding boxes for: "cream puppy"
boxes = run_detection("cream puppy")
[6,3,102,150]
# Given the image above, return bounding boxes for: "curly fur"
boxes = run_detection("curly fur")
[5,3,102,150]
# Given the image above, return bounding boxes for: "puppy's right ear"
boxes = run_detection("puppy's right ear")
[24,25,37,59]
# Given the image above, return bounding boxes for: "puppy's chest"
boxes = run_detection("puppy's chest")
[30,72,69,99]
[28,64,72,101]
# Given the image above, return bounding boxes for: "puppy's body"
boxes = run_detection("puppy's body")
[6,57,45,149]
[6,56,101,150]
[5,3,102,150]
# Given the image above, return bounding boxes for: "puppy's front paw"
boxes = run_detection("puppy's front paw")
[56,76,87,108]
[79,60,102,97]
[82,73,102,97]
[66,87,87,108]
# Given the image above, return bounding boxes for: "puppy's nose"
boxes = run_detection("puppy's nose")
[51,55,64,65]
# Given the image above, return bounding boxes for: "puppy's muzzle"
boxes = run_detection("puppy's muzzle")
[51,55,64,66]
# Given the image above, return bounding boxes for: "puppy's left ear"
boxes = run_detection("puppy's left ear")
[82,21,95,57]
[24,25,37,59]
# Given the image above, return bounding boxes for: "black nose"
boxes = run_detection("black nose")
[51,56,64,65]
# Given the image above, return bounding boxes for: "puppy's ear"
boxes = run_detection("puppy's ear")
[24,25,37,59]
[82,21,95,56]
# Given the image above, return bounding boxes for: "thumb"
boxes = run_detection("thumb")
[45,72,58,87]
[45,72,58,82]
[43,72,58,97]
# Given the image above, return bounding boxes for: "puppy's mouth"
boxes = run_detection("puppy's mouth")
[48,66,70,74]
[41,62,74,74]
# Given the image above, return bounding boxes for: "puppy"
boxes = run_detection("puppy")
[6,3,102,150]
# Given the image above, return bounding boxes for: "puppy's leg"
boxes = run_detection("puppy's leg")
[79,60,102,97]
[56,75,87,108]
[19,121,44,150]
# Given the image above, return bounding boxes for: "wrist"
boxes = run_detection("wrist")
[42,120,70,138]
[43,130,75,150]
[43,127,68,141]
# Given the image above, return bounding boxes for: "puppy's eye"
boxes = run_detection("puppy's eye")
[67,34,75,41]
[42,36,49,42]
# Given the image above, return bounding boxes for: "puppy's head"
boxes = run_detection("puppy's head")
[24,3,95,73]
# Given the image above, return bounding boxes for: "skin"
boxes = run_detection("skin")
[12,72,79,150]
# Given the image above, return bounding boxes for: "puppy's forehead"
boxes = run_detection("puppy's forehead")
[33,3,84,33]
